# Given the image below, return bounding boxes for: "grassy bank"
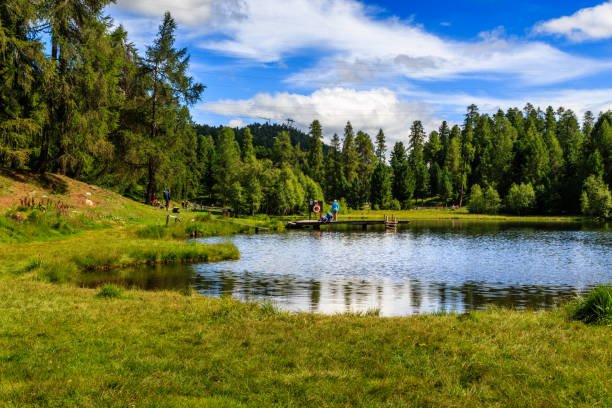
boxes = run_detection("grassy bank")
[1,171,610,406]
[0,170,248,285]
[0,280,610,407]
[329,208,582,223]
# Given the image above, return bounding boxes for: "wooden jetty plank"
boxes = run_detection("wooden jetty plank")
[286,219,409,229]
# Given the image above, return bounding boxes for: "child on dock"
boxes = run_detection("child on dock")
[331,200,339,221]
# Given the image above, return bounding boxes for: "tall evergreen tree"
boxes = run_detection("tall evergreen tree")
[213,127,241,206]
[38,0,119,175]
[342,121,358,184]
[307,120,323,181]
[375,129,387,163]
[408,121,429,204]
[370,161,392,209]
[140,12,204,203]
[458,105,478,206]
[324,133,344,200]
[0,0,44,168]
[241,127,255,161]
[390,142,414,205]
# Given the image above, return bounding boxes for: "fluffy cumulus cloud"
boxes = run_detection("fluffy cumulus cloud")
[113,0,612,85]
[227,118,245,128]
[407,88,612,120]
[534,1,612,41]
[201,87,438,144]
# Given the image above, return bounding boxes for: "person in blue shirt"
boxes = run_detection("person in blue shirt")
[331,200,339,221]
[163,189,171,211]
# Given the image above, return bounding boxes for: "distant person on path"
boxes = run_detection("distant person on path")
[163,189,171,211]
[331,200,339,221]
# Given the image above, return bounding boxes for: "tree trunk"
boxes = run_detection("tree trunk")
[146,160,156,204]
[38,135,49,175]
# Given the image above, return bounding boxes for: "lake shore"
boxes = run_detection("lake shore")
[1,278,610,407]
[1,173,610,406]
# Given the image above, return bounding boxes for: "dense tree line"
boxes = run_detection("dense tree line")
[1,2,610,217]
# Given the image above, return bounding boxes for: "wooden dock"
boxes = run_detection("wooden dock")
[287,215,409,231]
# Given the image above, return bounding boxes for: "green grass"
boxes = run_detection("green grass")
[96,284,124,298]
[1,171,610,406]
[336,208,582,223]
[0,281,610,407]
[571,285,612,325]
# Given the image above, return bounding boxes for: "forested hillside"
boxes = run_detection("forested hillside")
[1,2,610,217]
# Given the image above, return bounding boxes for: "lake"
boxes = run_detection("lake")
[82,221,612,316]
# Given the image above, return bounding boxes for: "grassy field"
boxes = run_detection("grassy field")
[1,170,610,407]
[0,280,610,407]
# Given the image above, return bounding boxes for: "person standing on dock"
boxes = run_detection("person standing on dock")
[163,189,171,211]
[331,200,339,221]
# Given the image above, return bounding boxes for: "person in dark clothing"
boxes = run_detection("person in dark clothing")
[163,189,171,211]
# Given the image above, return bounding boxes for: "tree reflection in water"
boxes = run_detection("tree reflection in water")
[80,222,611,316]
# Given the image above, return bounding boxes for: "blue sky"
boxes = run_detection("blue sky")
[107,0,612,143]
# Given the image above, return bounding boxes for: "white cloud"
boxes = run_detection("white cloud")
[534,1,612,41]
[406,88,612,118]
[202,86,612,144]
[200,87,438,144]
[112,0,612,86]
[113,0,247,27]
[228,118,245,128]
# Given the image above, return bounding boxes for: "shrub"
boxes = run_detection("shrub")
[385,199,402,211]
[484,186,501,214]
[468,185,501,214]
[571,285,612,325]
[468,185,486,213]
[97,285,123,299]
[580,175,612,220]
[505,183,536,215]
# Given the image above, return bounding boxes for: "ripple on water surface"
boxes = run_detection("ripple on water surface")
[189,223,612,316]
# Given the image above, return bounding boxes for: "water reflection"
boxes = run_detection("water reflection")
[189,270,588,315]
[81,221,612,316]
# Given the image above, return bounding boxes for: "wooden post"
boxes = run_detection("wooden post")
[166,214,170,227]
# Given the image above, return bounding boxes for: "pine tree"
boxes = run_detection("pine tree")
[241,127,255,161]
[141,12,204,203]
[38,0,119,175]
[391,142,414,205]
[324,133,344,200]
[274,130,294,167]
[342,121,358,184]
[307,120,323,181]
[355,130,375,204]
[408,121,429,204]
[375,129,387,163]
[458,105,478,206]
[370,161,392,209]
[213,127,241,206]
[0,0,44,168]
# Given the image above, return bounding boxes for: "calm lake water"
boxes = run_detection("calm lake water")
[83,222,612,316]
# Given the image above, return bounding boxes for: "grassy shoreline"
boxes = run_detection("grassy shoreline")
[1,280,611,407]
[1,171,610,407]
[286,207,583,223]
